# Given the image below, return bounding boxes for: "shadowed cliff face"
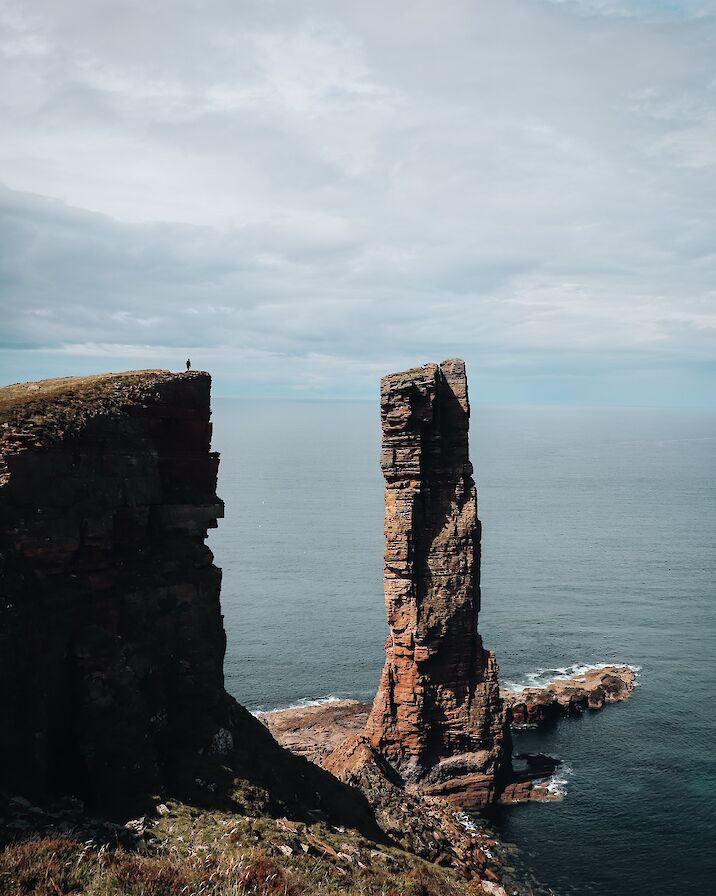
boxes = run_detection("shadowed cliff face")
[365,359,511,806]
[0,371,401,842]
[0,371,230,807]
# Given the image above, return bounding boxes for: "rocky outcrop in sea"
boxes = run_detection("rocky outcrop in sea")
[362,359,512,806]
[504,665,637,728]
[262,665,637,768]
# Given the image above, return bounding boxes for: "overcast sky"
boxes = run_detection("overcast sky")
[1,0,715,403]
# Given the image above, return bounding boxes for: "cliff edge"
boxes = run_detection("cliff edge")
[1,370,231,807]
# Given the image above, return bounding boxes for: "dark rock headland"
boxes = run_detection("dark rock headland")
[0,371,379,837]
[1,371,229,807]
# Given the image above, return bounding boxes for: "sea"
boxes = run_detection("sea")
[209,399,716,896]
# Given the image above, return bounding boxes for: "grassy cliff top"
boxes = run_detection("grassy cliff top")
[0,369,208,445]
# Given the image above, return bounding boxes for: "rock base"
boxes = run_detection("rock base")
[261,664,638,807]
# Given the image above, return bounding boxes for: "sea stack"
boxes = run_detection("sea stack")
[365,359,511,806]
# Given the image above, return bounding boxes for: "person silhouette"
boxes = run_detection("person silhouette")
[186,358,191,371]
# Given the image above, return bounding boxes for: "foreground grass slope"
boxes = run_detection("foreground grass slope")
[0,745,513,896]
[0,832,482,896]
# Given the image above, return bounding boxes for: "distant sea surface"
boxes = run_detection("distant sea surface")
[209,400,716,896]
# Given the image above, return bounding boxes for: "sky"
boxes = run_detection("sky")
[1,0,715,404]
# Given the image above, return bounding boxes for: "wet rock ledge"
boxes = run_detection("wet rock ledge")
[505,664,637,727]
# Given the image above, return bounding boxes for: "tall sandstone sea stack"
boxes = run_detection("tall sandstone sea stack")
[365,359,511,806]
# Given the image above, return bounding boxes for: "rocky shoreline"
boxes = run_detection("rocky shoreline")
[261,664,637,788]
[505,665,637,728]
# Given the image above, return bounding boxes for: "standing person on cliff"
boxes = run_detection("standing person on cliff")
[186,358,191,371]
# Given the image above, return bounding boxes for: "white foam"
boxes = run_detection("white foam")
[506,662,641,691]
[544,763,573,799]
[453,813,494,857]
[252,695,344,716]
[454,810,479,834]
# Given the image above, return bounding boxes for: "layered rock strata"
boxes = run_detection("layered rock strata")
[323,736,505,875]
[261,665,638,764]
[0,371,233,807]
[361,359,510,806]
[263,700,371,764]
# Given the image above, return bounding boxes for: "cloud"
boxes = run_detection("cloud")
[0,0,714,403]
[542,0,714,21]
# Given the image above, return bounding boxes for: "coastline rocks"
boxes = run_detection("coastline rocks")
[363,360,511,807]
[498,755,562,804]
[503,665,637,727]
[262,700,371,763]
[323,734,503,877]
[0,367,526,896]
[261,663,638,801]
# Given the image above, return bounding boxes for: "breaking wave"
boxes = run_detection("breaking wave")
[503,662,641,692]
[543,763,573,800]
[252,694,345,716]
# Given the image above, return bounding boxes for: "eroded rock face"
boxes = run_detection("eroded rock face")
[262,663,639,805]
[323,734,500,876]
[0,371,232,808]
[364,359,510,806]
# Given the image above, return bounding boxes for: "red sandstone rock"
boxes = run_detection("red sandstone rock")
[362,359,511,807]
[261,700,370,763]
[263,664,638,807]
[323,734,499,877]
[260,361,638,821]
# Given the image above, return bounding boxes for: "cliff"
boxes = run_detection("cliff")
[0,372,375,836]
[0,371,233,807]
[361,359,510,806]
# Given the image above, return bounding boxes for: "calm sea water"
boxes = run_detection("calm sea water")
[209,400,716,896]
